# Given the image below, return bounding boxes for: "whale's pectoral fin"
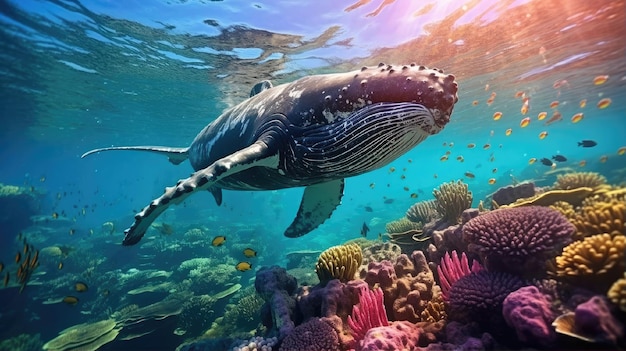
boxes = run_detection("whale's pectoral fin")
[284,178,345,238]
[81,146,189,165]
[122,141,278,246]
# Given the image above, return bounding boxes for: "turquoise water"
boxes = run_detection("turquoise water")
[0,0,625,350]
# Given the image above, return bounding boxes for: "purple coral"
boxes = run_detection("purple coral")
[448,271,524,325]
[255,266,298,339]
[347,286,389,343]
[575,295,624,345]
[279,318,340,351]
[437,250,483,301]
[358,321,422,351]
[462,206,574,275]
[502,286,556,347]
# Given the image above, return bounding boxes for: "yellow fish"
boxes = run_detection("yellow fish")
[62,296,79,305]
[211,236,226,247]
[235,261,252,272]
[75,282,89,292]
[243,248,257,258]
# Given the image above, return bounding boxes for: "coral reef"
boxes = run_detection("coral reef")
[232,336,278,351]
[359,242,402,274]
[436,250,483,301]
[502,286,556,347]
[433,180,472,223]
[426,209,479,266]
[43,319,119,351]
[570,199,626,240]
[347,286,389,343]
[608,273,626,312]
[315,243,363,284]
[0,333,43,351]
[385,228,430,255]
[384,217,423,233]
[447,271,524,326]
[490,182,536,208]
[553,171,607,190]
[279,318,340,351]
[405,199,439,223]
[176,295,217,337]
[364,251,441,323]
[553,296,624,346]
[500,187,594,208]
[554,233,626,292]
[358,321,423,351]
[463,206,574,275]
[255,266,298,339]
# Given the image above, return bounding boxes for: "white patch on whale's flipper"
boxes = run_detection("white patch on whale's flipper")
[284,178,344,238]
[123,140,278,245]
[81,146,189,165]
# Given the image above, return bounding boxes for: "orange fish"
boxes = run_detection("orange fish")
[493,112,503,120]
[528,158,537,165]
[514,91,525,99]
[549,101,559,109]
[593,75,609,85]
[618,147,626,156]
[520,117,531,128]
[579,160,587,167]
[600,155,608,163]
[472,100,479,106]
[537,112,547,120]
[597,98,611,109]
[505,128,512,136]
[544,111,562,126]
[488,178,496,185]
[486,96,495,105]
[520,103,529,115]
[538,131,548,140]
[579,99,587,108]
[571,112,584,123]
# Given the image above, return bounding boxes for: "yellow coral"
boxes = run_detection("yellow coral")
[502,187,593,208]
[607,274,626,312]
[570,200,626,240]
[549,201,576,220]
[555,233,625,291]
[433,180,472,223]
[315,243,363,283]
[385,217,423,233]
[553,171,607,190]
[420,291,447,323]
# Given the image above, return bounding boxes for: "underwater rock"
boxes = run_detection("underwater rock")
[490,182,535,209]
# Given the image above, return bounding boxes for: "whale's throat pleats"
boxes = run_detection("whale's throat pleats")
[286,102,433,178]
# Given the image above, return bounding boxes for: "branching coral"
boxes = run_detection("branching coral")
[554,233,626,292]
[315,243,363,283]
[549,201,576,220]
[570,200,626,240]
[433,180,472,223]
[437,250,483,301]
[553,171,607,190]
[347,286,389,343]
[406,199,439,223]
[385,217,423,233]
[607,273,626,312]
[463,206,574,275]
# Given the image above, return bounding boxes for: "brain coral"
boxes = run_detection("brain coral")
[554,233,625,292]
[448,271,524,325]
[553,171,607,190]
[316,243,363,283]
[279,318,340,351]
[463,206,575,275]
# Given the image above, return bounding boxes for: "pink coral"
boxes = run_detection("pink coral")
[364,251,439,323]
[358,321,422,351]
[347,286,389,343]
[436,250,483,301]
[502,286,556,347]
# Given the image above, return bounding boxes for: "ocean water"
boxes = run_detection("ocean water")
[0,0,624,350]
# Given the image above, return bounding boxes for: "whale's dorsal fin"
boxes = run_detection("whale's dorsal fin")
[249,80,273,97]
[81,146,189,165]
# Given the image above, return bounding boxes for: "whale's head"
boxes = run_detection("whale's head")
[287,63,459,135]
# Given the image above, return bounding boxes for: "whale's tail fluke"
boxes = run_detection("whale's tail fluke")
[81,146,189,165]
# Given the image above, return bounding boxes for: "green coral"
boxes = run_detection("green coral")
[385,217,423,233]
[433,180,472,223]
[0,333,43,351]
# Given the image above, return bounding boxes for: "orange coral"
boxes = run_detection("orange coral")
[570,200,625,240]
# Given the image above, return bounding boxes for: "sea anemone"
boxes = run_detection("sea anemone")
[463,206,574,275]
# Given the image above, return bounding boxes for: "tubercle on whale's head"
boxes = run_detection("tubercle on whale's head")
[317,63,459,129]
